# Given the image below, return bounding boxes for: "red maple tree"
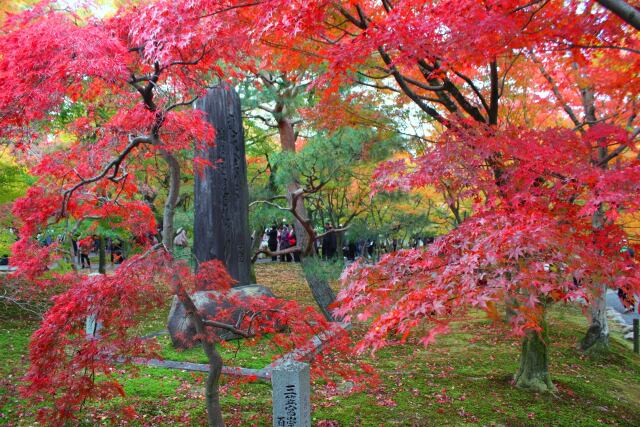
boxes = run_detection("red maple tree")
[241,0,640,391]
[0,2,362,425]
[2,0,640,424]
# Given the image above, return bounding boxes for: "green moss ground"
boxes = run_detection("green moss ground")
[1,262,639,426]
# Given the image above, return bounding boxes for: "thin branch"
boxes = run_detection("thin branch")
[199,1,264,19]
[452,70,491,115]
[248,200,288,210]
[562,43,640,55]
[202,320,251,338]
[595,144,628,167]
[166,97,199,112]
[60,134,153,217]
[531,54,582,128]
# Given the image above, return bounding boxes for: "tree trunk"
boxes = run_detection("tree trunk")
[276,109,337,316]
[580,205,609,353]
[514,318,555,392]
[98,236,106,274]
[249,227,262,282]
[504,298,517,322]
[579,86,610,354]
[161,150,180,252]
[203,340,225,427]
[288,182,311,255]
[172,271,225,426]
[277,116,312,257]
[580,282,610,354]
[301,258,340,322]
[596,0,640,30]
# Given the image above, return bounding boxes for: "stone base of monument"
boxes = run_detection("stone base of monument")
[167,284,281,349]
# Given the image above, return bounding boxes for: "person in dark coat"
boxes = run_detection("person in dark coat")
[267,225,278,261]
[322,223,337,259]
[346,241,356,261]
[279,225,291,262]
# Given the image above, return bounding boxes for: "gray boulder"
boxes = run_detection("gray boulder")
[167,284,278,349]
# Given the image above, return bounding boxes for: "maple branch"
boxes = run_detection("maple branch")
[166,97,199,112]
[452,70,491,115]
[323,18,359,37]
[561,43,640,55]
[367,67,446,91]
[355,77,401,94]
[627,102,637,129]
[313,33,349,45]
[0,290,45,319]
[60,134,152,217]
[165,44,211,69]
[199,1,264,19]
[128,73,155,84]
[499,53,522,97]
[531,54,581,128]
[415,61,460,115]
[596,0,640,30]
[595,144,628,167]
[510,0,547,13]
[377,48,446,124]
[333,3,367,29]
[488,60,499,125]
[355,4,370,26]
[417,59,487,122]
[261,39,326,60]
[140,62,162,111]
[202,320,251,338]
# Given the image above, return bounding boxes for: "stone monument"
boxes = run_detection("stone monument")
[271,360,311,427]
[194,85,251,286]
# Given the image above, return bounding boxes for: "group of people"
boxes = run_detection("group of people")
[71,236,125,269]
[265,224,300,262]
[262,222,342,262]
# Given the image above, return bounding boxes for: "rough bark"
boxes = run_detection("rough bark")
[160,150,180,252]
[597,0,640,30]
[580,85,610,353]
[278,116,311,257]
[301,258,342,322]
[275,114,339,316]
[98,236,106,274]
[194,86,252,285]
[504,297,517,322]
[583,214,611,353]
[514,318,555,392]
[581,282,610,354]
[203,339,224,427]
[173,272,225,427]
